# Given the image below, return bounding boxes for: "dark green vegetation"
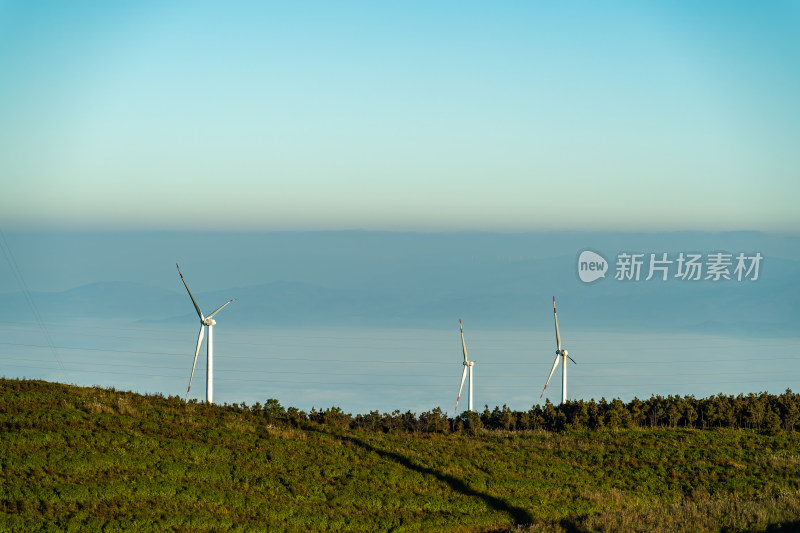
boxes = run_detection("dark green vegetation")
[2,379,799,532]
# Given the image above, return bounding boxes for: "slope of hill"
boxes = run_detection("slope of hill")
[2,378,800,532]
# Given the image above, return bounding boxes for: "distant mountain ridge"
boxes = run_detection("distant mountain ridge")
[1,231,797,335]
[2,274,797,336]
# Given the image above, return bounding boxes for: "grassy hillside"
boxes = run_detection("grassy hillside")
[1,378,799,532]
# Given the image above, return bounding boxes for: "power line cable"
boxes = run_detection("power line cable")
[0,230,67,380]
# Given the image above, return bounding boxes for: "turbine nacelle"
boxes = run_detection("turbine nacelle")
[203,317,216,326]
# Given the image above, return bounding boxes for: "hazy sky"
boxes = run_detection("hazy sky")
[1,2,799,232]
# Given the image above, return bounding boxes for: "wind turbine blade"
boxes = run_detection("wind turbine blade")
[553,296,562,351]
[177,264,204,320]
[185,325,205,400]
[455,365,468,414]
[207,299,235,319]
[459,319,468,363]
[540,354,561,398]
[568,355,577,365]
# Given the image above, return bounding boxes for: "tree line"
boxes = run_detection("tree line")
[233,390,800,435]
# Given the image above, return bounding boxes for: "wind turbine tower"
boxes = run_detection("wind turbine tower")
[540,296,576,405]
[177,264,234,404]
[455,319,475,414]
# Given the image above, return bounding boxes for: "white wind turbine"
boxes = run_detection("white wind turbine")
[540,296,576,405]
[177,264,234,404]
[454,319,474,414]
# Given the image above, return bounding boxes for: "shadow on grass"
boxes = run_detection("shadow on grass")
[316,428,533,526]
[749,521,800,533]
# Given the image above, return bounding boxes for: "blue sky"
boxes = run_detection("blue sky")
[1,1,799,231]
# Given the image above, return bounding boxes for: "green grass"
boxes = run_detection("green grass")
[1,378,799,532]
